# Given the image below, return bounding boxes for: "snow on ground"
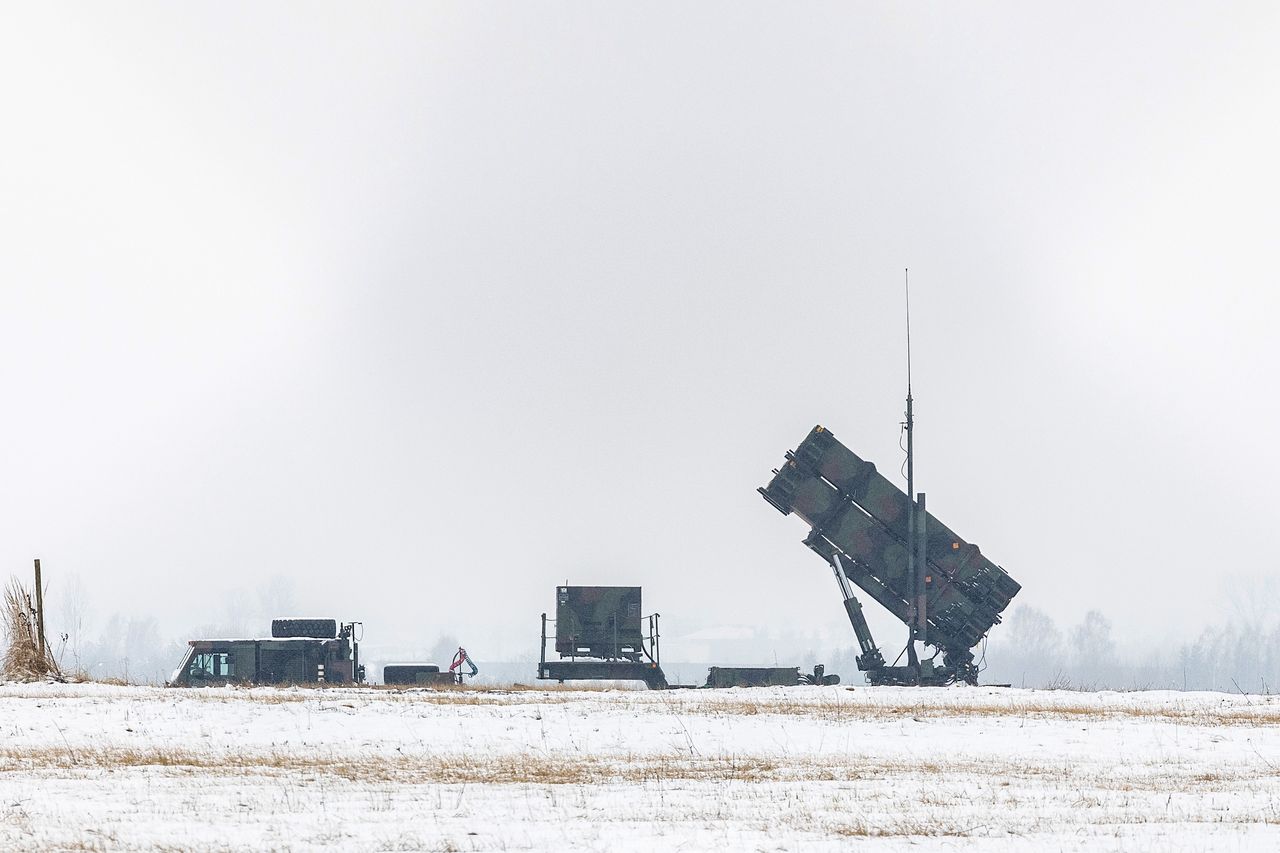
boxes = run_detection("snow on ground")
[2,682,1280,851]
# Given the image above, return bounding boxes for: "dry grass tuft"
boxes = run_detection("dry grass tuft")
[2,577,61,682]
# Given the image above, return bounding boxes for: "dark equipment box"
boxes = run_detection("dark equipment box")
[554,586,645,661]
[383,664,456,687]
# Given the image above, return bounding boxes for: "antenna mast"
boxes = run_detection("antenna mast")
[905,268,913,516]
[904,271,916,660]
[904,270,928,671]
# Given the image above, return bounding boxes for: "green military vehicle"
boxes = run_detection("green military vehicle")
[168,617,365,687]
[705,665,839,688]
[538,585,668,688]
[760,425,1021,685]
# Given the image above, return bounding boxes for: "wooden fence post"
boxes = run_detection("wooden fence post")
[34,558,46,657]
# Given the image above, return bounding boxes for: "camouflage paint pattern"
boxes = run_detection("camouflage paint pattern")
[170,637,358,687]
[790,427,1020,609]
[554,586,645,661]
[760,425,1021,660]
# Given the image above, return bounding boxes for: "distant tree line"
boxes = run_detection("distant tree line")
[983,605,1280,692]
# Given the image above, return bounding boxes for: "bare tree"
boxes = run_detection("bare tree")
[256,575,298,621]
[430,633,460,667]
[55,572,91,675]
[1222,573,1280,630]
[1003,606,1065,664]
[1070,610,1116,671]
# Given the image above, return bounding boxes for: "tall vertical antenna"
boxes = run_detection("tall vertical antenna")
[904,269,916,660]
[905,268,913,395]
[903,269,928,653]
[904,269,913,517]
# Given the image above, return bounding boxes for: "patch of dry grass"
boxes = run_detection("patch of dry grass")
[0,744,1269,795]
[373,684,1280,727]
[0,745,787,784]
[9,680,1280,728]
[659,691,1280,727]
[2,578,61,682]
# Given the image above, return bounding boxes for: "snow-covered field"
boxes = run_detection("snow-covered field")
[2,682,1279,851]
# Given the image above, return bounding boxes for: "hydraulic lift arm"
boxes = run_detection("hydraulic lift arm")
[450,646,478,679]
[830,553,886,671]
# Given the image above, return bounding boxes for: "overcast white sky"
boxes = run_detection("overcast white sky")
[2,4,1278,660]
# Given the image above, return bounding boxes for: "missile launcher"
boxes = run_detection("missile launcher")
[761,425,1020,685]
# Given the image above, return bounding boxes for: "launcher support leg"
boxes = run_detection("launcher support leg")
[831,554,886,671]
[905,640,920,677]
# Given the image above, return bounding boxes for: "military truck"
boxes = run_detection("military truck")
[168,617,365,687]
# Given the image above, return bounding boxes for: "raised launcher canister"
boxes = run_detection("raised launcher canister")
[759,425,1021,685]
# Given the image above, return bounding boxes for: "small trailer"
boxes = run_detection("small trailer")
[705,666,838,688]
[383,648,479,687]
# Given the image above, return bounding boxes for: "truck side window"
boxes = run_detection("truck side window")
[188,653,234,679]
